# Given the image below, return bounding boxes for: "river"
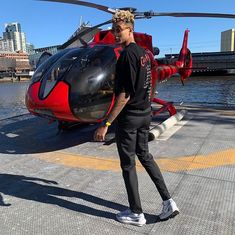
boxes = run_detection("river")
[157,75,235,108]
[0,81,29,120]
[0,75,234,120]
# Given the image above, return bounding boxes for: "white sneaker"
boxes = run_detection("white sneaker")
[159,198,179,221]
[116,208,146,226]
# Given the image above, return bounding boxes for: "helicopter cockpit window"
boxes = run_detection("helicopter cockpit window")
[66,45,117,121]
[38,48,83,99]
[31,49,70,84]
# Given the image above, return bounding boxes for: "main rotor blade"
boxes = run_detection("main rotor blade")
[38,0,116,14]
[135,12,235,19]
[39,1,235,19]
[60,19,112,49]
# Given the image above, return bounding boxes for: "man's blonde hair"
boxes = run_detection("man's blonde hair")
[112,10,135,27]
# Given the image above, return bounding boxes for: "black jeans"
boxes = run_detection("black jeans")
[116,112,171,214]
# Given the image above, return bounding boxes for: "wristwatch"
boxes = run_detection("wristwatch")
[102,119,111,127]
[105,120,111,127]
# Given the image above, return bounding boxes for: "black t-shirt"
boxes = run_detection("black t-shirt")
[115,43,152,114]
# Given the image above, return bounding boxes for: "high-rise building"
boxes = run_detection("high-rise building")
[221,29,235,52]
[3,22,27,52]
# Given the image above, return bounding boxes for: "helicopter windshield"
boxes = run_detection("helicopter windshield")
[31,48,71,84]
[38,48,85,99]
[65,45,117,121]
[30,45,118,121]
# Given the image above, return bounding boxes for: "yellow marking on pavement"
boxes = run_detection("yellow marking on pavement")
[37,148,235,172]
[158,148,235,172]
[37,152,142,172]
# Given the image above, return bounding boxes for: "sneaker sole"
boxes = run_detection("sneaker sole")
[159,210,179,221]
[116,216,146,227]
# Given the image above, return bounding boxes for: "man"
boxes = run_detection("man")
[94,10,179,226]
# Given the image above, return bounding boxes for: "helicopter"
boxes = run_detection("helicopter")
[25,0,235,130]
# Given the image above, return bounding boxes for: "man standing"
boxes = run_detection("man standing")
[94,10,179,226]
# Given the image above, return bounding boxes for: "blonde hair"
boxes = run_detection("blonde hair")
[112,10,135,27]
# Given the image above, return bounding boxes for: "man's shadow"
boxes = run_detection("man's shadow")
[0,174,157,224]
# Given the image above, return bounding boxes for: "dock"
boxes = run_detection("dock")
[0,76,31,82]
[0,105,235,235]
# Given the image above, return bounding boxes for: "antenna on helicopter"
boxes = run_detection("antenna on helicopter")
[79,16,83,28]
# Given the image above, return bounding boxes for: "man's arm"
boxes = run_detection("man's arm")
[106,92,130,123]
[93,92,130,142]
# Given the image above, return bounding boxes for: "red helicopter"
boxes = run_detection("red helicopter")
[25,0,235,130]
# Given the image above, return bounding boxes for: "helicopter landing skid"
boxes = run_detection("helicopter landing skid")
[151,97,177,117]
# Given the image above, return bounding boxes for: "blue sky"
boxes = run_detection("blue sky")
[1,0,235,57]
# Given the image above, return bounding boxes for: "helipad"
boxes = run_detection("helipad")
[0,106,235,235]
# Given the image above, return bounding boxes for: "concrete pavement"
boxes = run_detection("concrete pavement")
[0,105,235,235]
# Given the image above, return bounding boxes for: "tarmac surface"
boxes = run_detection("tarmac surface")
[0,105,235,235]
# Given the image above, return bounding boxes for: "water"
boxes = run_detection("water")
[0,81,30,120]
[157,75,235,108]
[0,75,234,120]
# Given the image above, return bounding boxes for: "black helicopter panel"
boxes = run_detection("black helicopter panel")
[65,45,117,121]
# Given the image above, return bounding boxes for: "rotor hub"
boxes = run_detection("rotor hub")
[119,7,137,13]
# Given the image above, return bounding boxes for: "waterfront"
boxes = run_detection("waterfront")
[157,75,235,108]
[0,75,235,120]
[0,81,29,120]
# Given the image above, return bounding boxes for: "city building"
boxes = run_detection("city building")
[0,51,31,72]
[0,37,14,52]
[3,22,27,52]
[221,29,235,52]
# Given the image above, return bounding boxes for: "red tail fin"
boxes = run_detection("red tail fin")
[177,29,193,80]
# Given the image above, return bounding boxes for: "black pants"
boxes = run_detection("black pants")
[116,112,171,214]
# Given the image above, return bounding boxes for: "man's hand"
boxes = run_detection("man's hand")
[93,92,129,142]
[93,126,108,142]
